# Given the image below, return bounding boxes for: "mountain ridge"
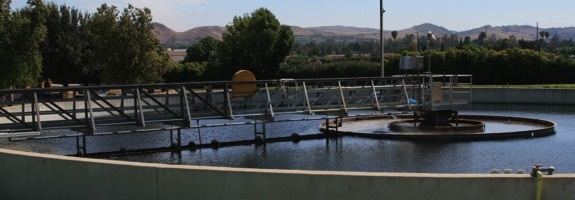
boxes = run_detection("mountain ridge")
[154,22,575,46]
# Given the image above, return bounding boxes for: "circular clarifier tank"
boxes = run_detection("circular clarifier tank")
[321,114,556,140]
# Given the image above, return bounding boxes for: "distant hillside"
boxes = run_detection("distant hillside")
[153,23,224,47]
[459,25,538,40]
[154,22,575,47]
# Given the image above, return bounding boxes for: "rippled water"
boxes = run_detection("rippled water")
[2,104,575,174]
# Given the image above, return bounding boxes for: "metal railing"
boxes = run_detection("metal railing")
[0,76,426,139]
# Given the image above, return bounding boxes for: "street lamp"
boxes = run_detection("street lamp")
[426,31,435,72]
[380,0,385,77]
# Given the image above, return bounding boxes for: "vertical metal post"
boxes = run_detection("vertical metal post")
[133,88,138,124]
[170,129,174,145]
[253,122,257,139]
[20,98,25,123]
[224,83,233,118]
[72,93,77,120]
[85,89,96,135]
[135,88,145,127]
[455,112,459,127]
[182,86,192,127]
[76,136,81,155]
[536,22,539,51]
[84,90,89,131]
[335,117,340,132]
[31,95,35,125]
[164,87,170,107]
[262,122,266,142]
[120,89,125,112]
[380,0,385,77]
[401,79,410,109]
[449,76,454,109]
[337,81,348,115]
[427,40,431,72]
[77,135,87,156]
[302,82,312,114]
[196,119,202,145]
[179,87,185,119]
[253,120,267,145]
[177,128,182,149]
[470,76,473,108]
[325,118,330,134]
[370,80,381,110]
[83,135,87,155]
[32,92,42,131]
[264,83,274,117]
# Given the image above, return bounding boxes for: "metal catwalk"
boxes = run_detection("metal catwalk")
[0,75,471,153]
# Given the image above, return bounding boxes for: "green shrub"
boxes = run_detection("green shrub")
[163,62,207,83]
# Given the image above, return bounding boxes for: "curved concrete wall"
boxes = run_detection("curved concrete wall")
[2,88,575,199]
[1,148,575,200]
[473,88,575,104]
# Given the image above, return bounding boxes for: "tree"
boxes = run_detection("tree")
[508,35,518,48]
[86,4,118,84]
[548,33,561,50]
[464,36,472,45]
[403,34,415,49]
[0,0,47,88]
[305,41,321,57]
[478,31,486,46]
[163,62,207,83]
[344,50,353,59]
[90,4,173,84]
[183,36,220,63]
[217,8,294,79]
[40,3,85,85]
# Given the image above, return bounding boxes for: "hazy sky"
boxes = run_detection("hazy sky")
[11,0,575,32]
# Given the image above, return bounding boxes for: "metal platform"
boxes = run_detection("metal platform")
[0,75,472,155]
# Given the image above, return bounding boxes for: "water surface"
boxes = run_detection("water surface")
[2,104,574,174]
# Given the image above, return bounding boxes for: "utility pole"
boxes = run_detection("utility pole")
[536,22,540,51]
[380,0,385,77]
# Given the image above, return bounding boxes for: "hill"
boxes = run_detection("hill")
[459,25,538,40]
[153,23,224,48]
[154,22,575,47]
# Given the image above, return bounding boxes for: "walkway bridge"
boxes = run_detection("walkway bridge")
[0,75,471,154]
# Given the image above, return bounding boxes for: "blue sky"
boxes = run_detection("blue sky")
[11,0,575,32]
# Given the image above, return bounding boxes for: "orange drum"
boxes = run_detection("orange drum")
[231,70,257,97]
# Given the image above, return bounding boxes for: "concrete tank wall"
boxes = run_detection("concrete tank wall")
[3,88,575,199]
[473,88,575,105]
[2,148,575,200]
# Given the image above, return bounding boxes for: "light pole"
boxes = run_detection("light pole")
[426,31,435,72]
[380,0,385,77]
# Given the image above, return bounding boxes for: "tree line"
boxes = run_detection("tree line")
[0,0,173,88]
[173,28,575,84]
[3,1,574,87]
[273,30,575,84]
[2,1,292,87]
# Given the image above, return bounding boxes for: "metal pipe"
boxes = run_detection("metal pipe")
[536,170,542,200]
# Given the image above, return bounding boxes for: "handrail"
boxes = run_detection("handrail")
[0,75,472,140]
